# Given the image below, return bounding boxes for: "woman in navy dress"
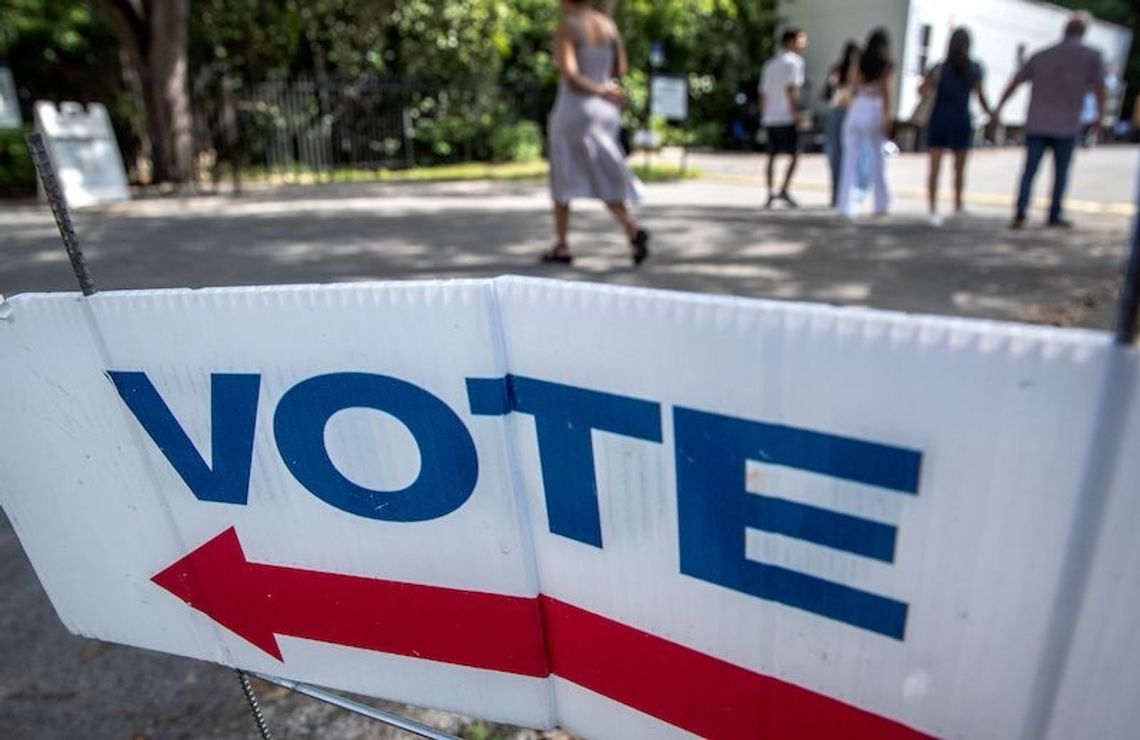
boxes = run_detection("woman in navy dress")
[922,28,992,226]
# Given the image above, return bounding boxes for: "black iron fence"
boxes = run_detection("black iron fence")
[192,70,550,184]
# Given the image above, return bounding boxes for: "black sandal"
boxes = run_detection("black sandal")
[540,246,574,264]
[630,230,650,267]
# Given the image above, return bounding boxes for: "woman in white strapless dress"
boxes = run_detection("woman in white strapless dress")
[542,0,648,266]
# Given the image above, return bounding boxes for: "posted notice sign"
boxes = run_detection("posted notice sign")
[0,278,1138,739]
[33,100,130,208]
[650,74,688,122]
[0,68,20,129]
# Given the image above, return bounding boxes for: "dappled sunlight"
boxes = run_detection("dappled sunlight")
[811,283,873,302]
[952,293,1029,319]
[26,250,69,265]
[657,263,792,281]
[0,180,1129,329]
[736,241,809,259]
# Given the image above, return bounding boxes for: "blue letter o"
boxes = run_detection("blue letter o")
[274,373,477,521]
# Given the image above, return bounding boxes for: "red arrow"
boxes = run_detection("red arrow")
[154,528,927,740]
[151,527,548,676]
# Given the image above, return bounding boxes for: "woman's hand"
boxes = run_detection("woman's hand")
[601,81,626,107]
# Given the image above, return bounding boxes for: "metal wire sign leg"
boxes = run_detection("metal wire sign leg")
[236,670,275,740]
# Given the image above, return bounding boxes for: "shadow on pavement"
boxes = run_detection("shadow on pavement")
[1,195,1128,328]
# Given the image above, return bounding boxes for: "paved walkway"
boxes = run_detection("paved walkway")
[675,145,1137,217]
[1,149,1134,331]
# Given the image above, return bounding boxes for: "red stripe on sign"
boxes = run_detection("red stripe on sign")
[155,529,930,738]
[540,596,929,740]
[151,527,549,676]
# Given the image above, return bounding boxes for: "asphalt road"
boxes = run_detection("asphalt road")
[0,146,1136,739]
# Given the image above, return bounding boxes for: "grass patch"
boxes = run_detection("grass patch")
[631,161,701,182]
[238,159,697,186]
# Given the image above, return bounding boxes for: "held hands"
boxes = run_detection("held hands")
[601,80,626,107]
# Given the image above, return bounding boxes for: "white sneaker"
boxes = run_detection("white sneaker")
[928,213,944,227]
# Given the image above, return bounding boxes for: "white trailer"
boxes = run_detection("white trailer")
[778,0,1133,128]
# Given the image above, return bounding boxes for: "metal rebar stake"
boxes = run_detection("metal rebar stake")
[24,132,97,296]
[236,669,274,740]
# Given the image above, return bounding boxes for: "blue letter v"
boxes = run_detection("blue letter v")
[107,371,260,505]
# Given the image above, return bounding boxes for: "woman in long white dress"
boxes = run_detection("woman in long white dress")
[542,0,648,266]
[836,28,895,219]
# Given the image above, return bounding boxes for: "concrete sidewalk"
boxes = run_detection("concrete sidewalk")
[673,145,1138,217]
[0,172,1131,330]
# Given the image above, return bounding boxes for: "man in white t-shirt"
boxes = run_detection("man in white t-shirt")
[760,28,807,208]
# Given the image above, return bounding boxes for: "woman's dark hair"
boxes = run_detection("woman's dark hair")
[781,27,803,47]
[859,28,893,83]
[823,40,861,101]
[834,40,860,86]
[947,28,971,76]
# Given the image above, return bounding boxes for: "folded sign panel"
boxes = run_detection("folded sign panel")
[0,277,1135,739]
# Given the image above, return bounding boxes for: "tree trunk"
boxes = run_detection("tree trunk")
[145,0,193,183]
[95,0,195,185]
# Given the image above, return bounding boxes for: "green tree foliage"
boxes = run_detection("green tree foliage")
[615,0,776,142]
[0,0,125,123]
[1,0,779,178]
[188,0,775,144]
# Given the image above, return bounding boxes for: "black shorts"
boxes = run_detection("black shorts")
[767,125,799,154]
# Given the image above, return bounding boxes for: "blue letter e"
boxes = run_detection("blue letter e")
[674,407,920,640]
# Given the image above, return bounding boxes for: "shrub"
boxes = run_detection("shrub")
[488,120,542,162]
[0,127,36,198]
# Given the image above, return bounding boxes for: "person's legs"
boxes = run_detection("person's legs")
[765,152,777,206]
[927,148,945,215]
[605,201,638,240]
[779,152,800,206]
[825,108,844,206]
[868,130,889,215]
[952,149,969,212]
[553,202,570,251]
[608,201,649,265]
[836,106,864,217]
[1015,135,1047,224]
[1048,135,1077,225]
[777,125,800,205]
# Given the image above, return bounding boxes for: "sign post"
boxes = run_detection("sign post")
[1114,164,1140,345]
[649,74,690,174]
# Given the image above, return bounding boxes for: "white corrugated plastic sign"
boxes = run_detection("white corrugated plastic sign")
[33,101,130,208]
[0,68,20,129]
[0,277,1137,740]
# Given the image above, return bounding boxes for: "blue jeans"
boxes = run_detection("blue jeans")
[825,106,870,207]
[824,107,846,206]
[1016,135,1076,222]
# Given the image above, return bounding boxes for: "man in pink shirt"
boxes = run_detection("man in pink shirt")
[994,12,1105,229]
